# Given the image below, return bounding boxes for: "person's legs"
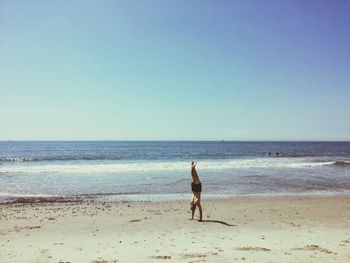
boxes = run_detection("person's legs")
[197,204,203,221]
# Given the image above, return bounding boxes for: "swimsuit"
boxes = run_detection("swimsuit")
[191,182,202,193]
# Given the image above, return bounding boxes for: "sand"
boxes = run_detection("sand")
[1,195,350,262]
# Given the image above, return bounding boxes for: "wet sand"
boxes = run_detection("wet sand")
[1,195,350,262]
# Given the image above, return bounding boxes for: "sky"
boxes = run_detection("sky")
[0,0,349,141]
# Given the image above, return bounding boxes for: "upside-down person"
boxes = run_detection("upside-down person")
[190,161,203,221]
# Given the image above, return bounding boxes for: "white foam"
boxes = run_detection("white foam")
[0,158,336,175]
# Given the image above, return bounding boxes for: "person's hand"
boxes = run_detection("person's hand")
[191,161,197,168]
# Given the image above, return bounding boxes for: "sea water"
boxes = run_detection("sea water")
[0,141,349,202]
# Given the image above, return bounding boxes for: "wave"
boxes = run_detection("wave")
[1,154,345,163]
[0,158,345,175]
[0,162,189,174]
[165,178,190,186]
[0,156,123,162]
[0,192,54,197]
[331,161,350,167]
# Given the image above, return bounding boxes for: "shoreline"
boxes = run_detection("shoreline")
[2,191,350,205]
[1,195,350,262]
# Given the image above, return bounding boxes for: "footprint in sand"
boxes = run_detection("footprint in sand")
[91,260,119,263]
[340,239,350,246]
[214,247,224,252]
[181,253,210,258]
[292,245,333,254]
[235,247,271,252]
[129,219,141,223]
[149,255,171,259]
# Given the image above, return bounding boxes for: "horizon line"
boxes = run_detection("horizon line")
[1,139,350,142]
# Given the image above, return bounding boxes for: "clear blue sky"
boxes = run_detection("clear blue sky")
[1,0,349,140]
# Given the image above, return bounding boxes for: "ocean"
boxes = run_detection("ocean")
[0,141,349,203]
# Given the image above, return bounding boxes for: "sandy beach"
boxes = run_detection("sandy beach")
[1,195,350,263]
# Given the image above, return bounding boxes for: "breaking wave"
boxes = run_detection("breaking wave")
[0,158,345,175]
[331,161,350,167]
[0,156,123,162]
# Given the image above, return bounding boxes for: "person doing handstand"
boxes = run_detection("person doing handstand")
[190,161,203,221]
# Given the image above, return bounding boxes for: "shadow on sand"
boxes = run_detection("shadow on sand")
[199,219,236,226]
